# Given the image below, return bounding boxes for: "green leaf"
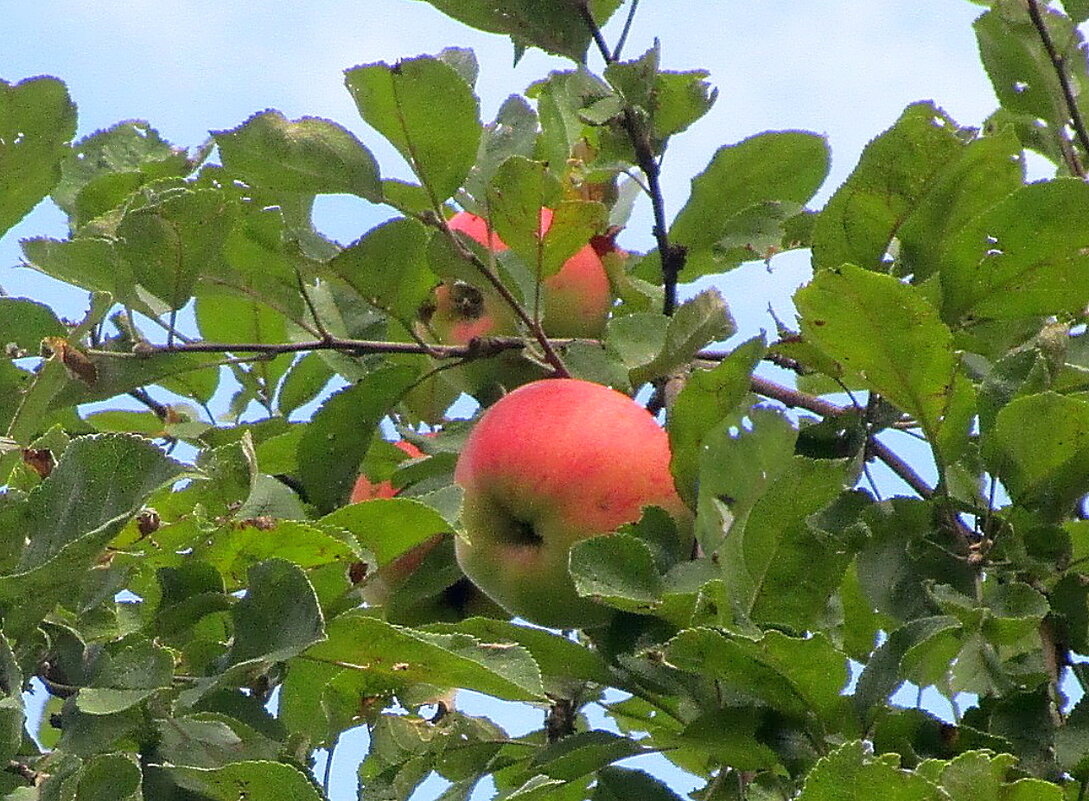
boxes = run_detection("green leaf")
[593,766,683,801]
[155,713,280,769]
[632,288,735,386]
[1064,0,1089,23]
[797,741,944,800]
[605,43,716,142]
[425,618,612,684]
[53,121,190,222]
[570,534,665,614]
[0,76,76,237]
[0,434,188,635]
[667,337,763,507]
[0,298,66,352]
[665,628,849,723]
[983,392,1089,517]
[117,187,236,310]
[77,637,174,715]
[463,94,539,204]
[227,559,325,666]
[168,761,323,801]
[485,156,562,257]
[811,101,966,273]
[304,612,546,701]
[199,519,357,592]
[857,498,976,622]
[296,365,418,514]
[73,753,142,801]
[975,6,1088,129]
[719,456,854,629]
[15,434,188,571]
[328,216,433,327]
[346,55,481,204]
[940,180,1089,322]
[410,0,623,61]
[276,352,333,417]
[20,236,130,302]
[321,499,452,573]
[214,110,381,200]
[796,263,974,465]
[531,731,646,781]
[854,616,962,727]
[669,131,829,277]
[897,127,1023,283]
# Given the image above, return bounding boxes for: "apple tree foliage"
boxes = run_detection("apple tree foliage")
[4,0,1089,798]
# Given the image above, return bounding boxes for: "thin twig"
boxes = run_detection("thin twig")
[577,5,686,316]
[128,388,170,420]
[296,267,332,342]
[91,335,552,361]
[612,0,640,62]
[1026,0,1089,176]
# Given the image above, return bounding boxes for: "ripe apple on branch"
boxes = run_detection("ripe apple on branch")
[454,377,693,629]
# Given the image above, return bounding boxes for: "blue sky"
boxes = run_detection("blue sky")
[3,2,1006,799]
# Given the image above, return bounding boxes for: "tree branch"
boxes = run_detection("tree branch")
[1026,0,1089,176]
[98,335,546,361]
[576,4,686,316]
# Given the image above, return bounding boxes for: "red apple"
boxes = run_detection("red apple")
[454,378,692,628]
[349,439,425,502]
[447,209,612,338]
[421,279,547,401]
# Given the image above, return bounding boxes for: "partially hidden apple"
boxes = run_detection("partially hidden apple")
[447,209,613,339]
[350,439,425,502]
[454,378,693,629]
[349,437,507,625]
[421,279,547,402]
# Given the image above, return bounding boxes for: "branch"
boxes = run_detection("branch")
[576,4,687,316]
[96,335,550,362]
[750,375,934,497]
[1026,0,1089,176]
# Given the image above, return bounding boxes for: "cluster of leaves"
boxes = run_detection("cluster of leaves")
[5,0,1089,799]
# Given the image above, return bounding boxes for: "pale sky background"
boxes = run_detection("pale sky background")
[2,2,1013,799]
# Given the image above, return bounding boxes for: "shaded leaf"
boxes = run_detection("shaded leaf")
[665,628,849,723]
[296,366,418,514]
[214,110,381,200]
[304,612,546,701]
[168,761,322,801]
[227,559,325,666]
[410,0,623,61]
[667,337,763,507]
[571,534,664,614]
[940,180,1089,322]
[797,740,943,800]
[117,187,236,310]
[0,76,76,237]
[328,216,433,327]
[811,102,965,273]
[983,391,1089,518]
[796,263,973,465]
[669,131,828,278]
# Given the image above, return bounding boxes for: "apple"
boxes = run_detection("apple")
[454,378,692,628]
[349,439,425,502]
[421,279,548,401]
[349,437,506,623]
[447,209,613,338]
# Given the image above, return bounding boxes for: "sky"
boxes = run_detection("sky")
[2,2,1009,799]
